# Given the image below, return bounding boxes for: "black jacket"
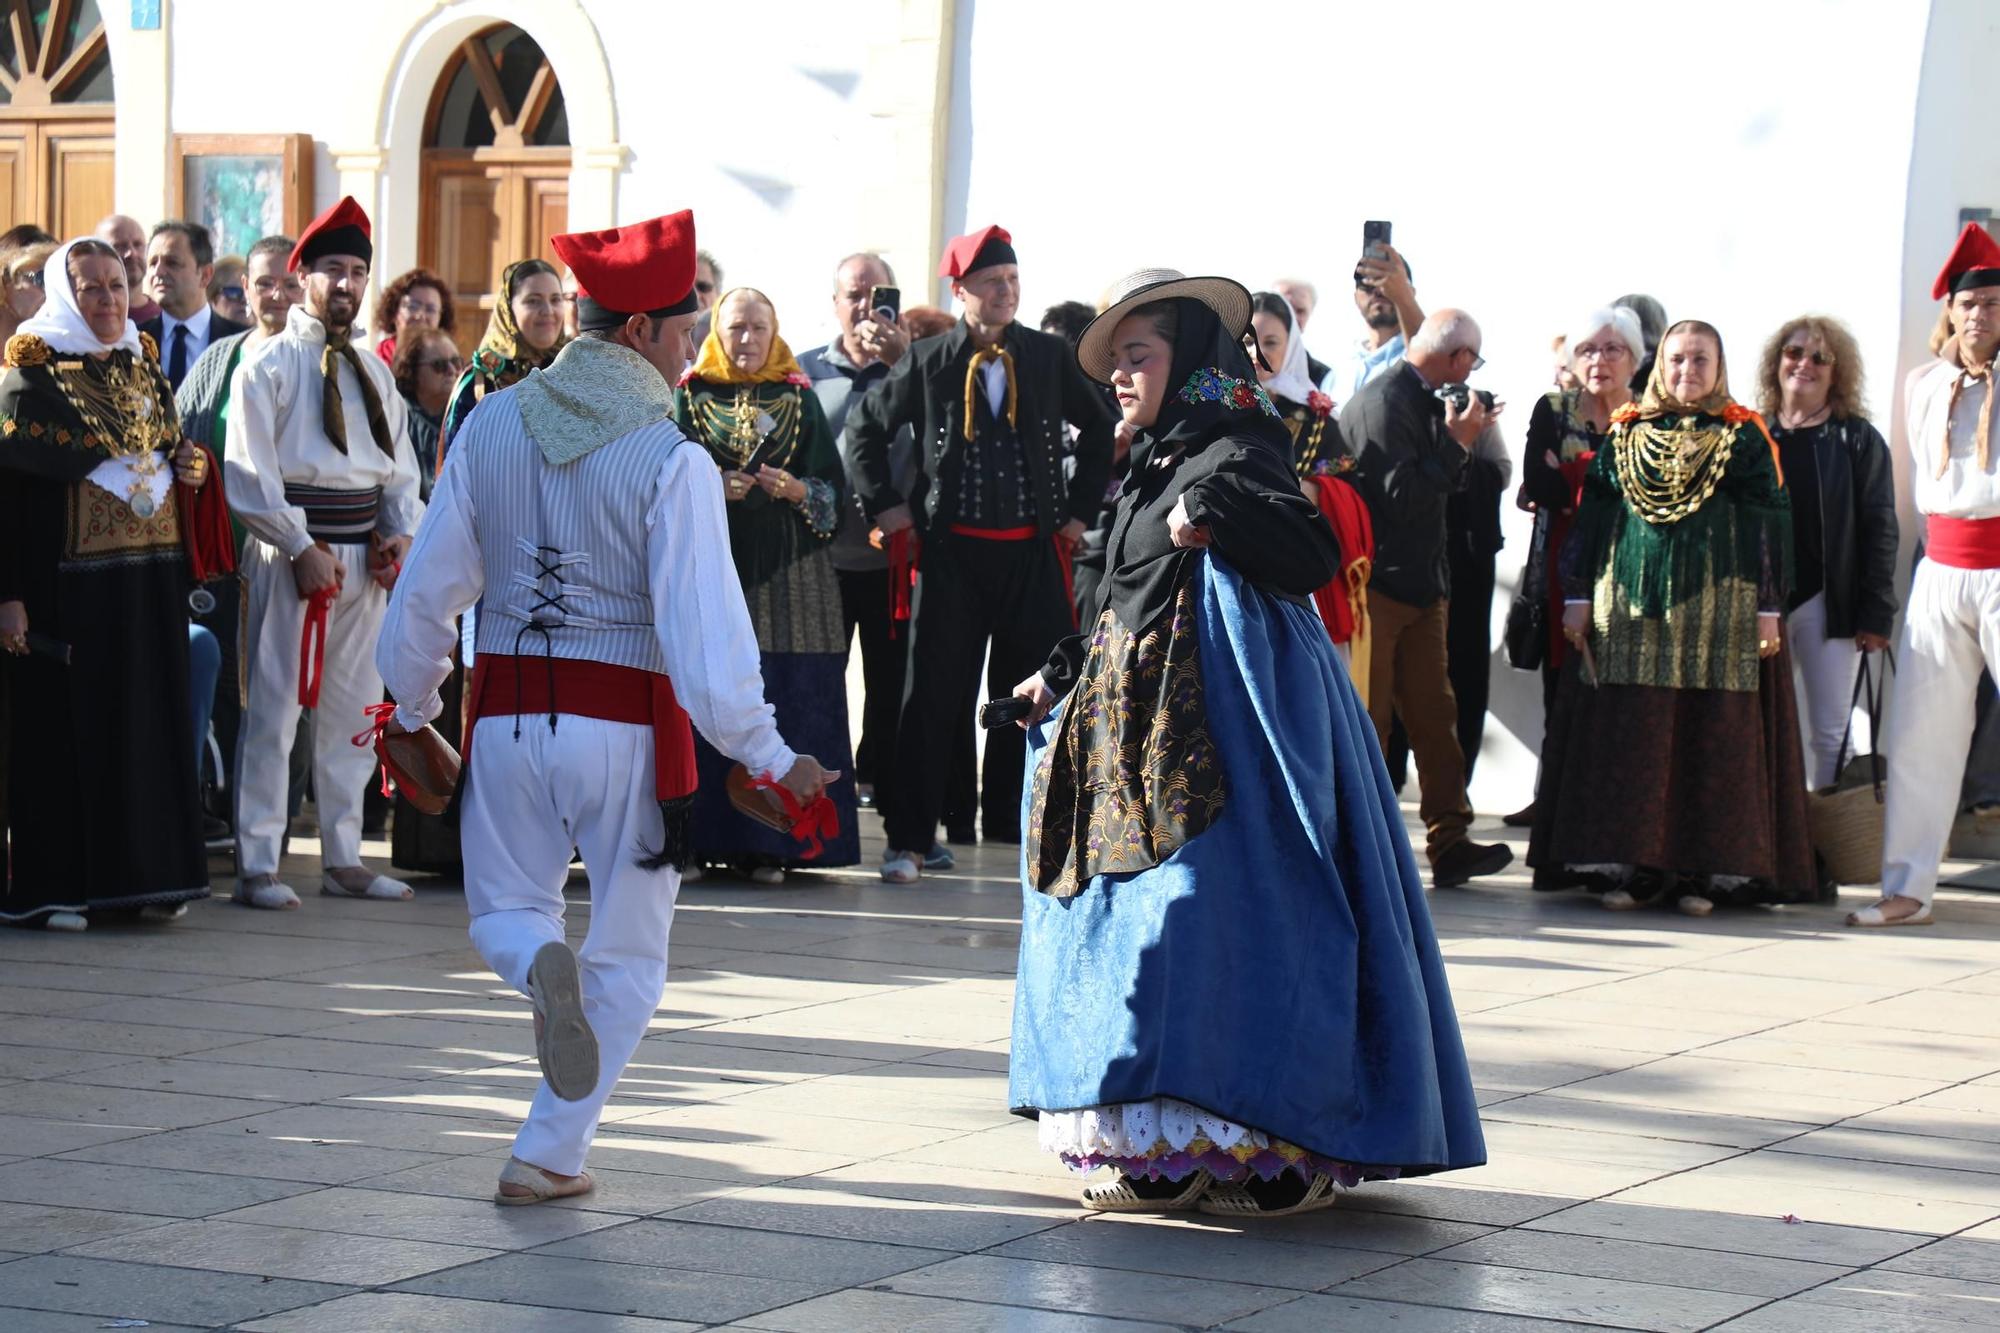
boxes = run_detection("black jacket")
[140,311,250,374]
[1338,360,1466,607]
[845,319,1115,538]
[1776,414,1899,639]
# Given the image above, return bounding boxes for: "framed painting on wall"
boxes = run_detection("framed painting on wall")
[169,134,314,260]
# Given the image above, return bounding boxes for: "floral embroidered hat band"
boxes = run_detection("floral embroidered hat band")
[1076,270,1252,384]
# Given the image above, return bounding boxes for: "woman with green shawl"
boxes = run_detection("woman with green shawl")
[439,258,567,463]
[674,286,858,881]
[1530,320,1817,915]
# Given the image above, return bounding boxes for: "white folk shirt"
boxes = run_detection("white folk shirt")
[376,412,796,781]
[1905,355,2000,520]
[223,303,425,558]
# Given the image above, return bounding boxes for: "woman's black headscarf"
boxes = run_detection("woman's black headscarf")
[1131,296,1293,460]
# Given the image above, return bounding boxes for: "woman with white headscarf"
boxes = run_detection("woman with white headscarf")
[0,237,221,931]
[1248,291,1344,477]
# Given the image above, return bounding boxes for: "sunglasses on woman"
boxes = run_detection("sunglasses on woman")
[422,356,464,374]
[1781,345,1834,367]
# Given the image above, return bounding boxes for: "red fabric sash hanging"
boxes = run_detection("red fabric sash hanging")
[1927,515,2000,569]
[886,529,918,639]
[298,587,337,707]
[174,445,237,583]
[1307,475,1374,646]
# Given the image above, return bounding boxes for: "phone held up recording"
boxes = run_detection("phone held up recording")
[869,285,901,324]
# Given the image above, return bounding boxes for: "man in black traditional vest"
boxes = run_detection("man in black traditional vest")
[847,224,1115,882]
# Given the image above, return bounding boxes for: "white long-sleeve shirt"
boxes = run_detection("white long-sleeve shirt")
[223,303,424,558]
[376,427,796,780]
[1905,356,2000,521]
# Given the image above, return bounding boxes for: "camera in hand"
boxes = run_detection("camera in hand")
[978,695,1033,729]
[1434,383,1496,413]
[869,285,901,323]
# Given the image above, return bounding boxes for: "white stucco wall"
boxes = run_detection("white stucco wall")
[951,0,1933,808]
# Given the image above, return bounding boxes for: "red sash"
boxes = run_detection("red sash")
[1928,515,2000,570]
[466,654,697,802]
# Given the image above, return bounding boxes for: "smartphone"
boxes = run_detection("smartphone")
[978,695,1033,729]
[1363,220,1392,261]
[869,285,901,323]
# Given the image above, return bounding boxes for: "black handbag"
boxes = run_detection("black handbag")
[1503,507,1551,671]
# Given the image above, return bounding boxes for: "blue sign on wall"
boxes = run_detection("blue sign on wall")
[132,0,162,31]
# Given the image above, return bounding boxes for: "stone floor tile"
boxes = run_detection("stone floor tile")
[785,1159,1088,1218]
[1818,988,2000,1038]
[0,1080,268,1130]
[0,1307,203,1332]
[577,1131,856,1182]
[201,978,521,1021]
[0,1114,156,1159]
[1522,1199,1928,1266]
[1845,1103,2000,1145]
[1331,1256,1765,1332]
[1709,1298,1980,1332]
[0,1253,350,1325]
[1477,1119,1747,1172]
[239,1291,701,1331]
[992,1217,1400,1290]
[1477,1093,1816,1149]
[879,1253,1300,1325]
[1606,1158,1998,1234]
[63,1216,497,1285]
[1771,1126,2000,1177]
[1695,1025,2000,1083]
[0,1158,314,1218]
[0,1047,141,1082]
[1883,1235,2000,1285]
[218,1183,630,1249]
[662,1182,1067,1251]
[1784,1269,2000,1325]
[194,1103,517,1154]
[392,1251,824,1323]
[538,1216,949,1286]
[1222,1292,1606,1331]
[888,1122,1056,1178]
[67,995,359,1038]
[355,1156,745,1215]
[0,960,203,999]
[1554,1054,1946,1122]
[57,1126,449,1185]
[194,1034,501,1079]
[1338,1181,1579,1227]
[728,1287,1189,1332]
[0,1202,174,1252]
[1431,1227,1851,1297]
[53,1056,401,1105]
[614,1102,970,1156]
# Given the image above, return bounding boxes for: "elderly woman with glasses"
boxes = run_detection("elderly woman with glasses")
[1755,316,1898,791]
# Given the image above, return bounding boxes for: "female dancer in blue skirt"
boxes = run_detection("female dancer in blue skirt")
[1007,270,1485,1217]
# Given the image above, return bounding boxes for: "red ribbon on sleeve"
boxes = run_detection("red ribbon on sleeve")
[298,586,337,708]
[749,775,841,858]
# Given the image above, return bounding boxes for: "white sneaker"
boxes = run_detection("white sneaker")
[139,903,189,923]
[924,841,956,871]
[45,911,87,932]
[880,851,920,884]
[749,866,786,885]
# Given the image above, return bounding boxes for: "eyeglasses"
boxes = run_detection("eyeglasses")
[1459,349,1486,372]
[14,269,44,289]
[421,356,464,374]
[1781,345,1835,367]
[1573,343,1628,362]
[220,285,245,302]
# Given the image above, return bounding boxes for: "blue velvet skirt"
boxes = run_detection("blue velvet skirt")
[690,650,860,870]
[1009,556,1485,1178]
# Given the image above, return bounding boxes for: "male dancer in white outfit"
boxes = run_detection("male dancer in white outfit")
[376,209,833,1203]
[225,197,423,910]
[1852,222,2000,927]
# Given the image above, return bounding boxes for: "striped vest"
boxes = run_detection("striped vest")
[455,391,684,673]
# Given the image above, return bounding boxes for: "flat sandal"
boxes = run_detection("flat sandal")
[1198,1172,1338,1219]
[1081,1168,1212,1212]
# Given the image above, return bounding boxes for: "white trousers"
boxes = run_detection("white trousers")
[1882,561,2000,904]
[236,539,388,876]
[459,713,679,1176]
[1786,592,1867,789]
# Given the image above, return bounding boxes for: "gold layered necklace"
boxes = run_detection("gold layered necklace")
[53,353,176,516]
[690,385,799,469]
[1614,415,1736,524]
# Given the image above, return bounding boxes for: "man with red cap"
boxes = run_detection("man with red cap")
[224,196,424,910]
[376,208,834,1203]
[1850,223,2000,928]
[846,224,1115,881]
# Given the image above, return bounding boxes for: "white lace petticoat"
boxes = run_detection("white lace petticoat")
[1037,1096,1393,1187]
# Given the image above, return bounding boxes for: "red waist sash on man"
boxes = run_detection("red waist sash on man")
[1927,515,2000,570]
[949,522,1077,628]
[465,653,696,802]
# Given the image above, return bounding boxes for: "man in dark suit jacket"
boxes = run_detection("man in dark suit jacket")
[138,220,247,390]
[846,224,1115,880]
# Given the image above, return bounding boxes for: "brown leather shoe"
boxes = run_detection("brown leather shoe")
[1501,802,1537,828]
[1431,839,1515,888]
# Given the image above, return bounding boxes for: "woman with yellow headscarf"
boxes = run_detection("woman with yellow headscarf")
[1530,319,1817,916]
[675,286,858,881]
[439,258,568,464]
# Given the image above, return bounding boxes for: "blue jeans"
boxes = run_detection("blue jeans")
[188,622,221,784]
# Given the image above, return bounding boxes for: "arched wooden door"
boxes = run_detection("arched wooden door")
[419,24,570,361]
[0,0,116,235]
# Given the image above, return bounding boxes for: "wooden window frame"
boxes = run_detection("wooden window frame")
[168,133,315,242]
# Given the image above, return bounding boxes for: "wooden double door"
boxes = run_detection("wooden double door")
[0,115,115,238]
[419,151,569,362]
